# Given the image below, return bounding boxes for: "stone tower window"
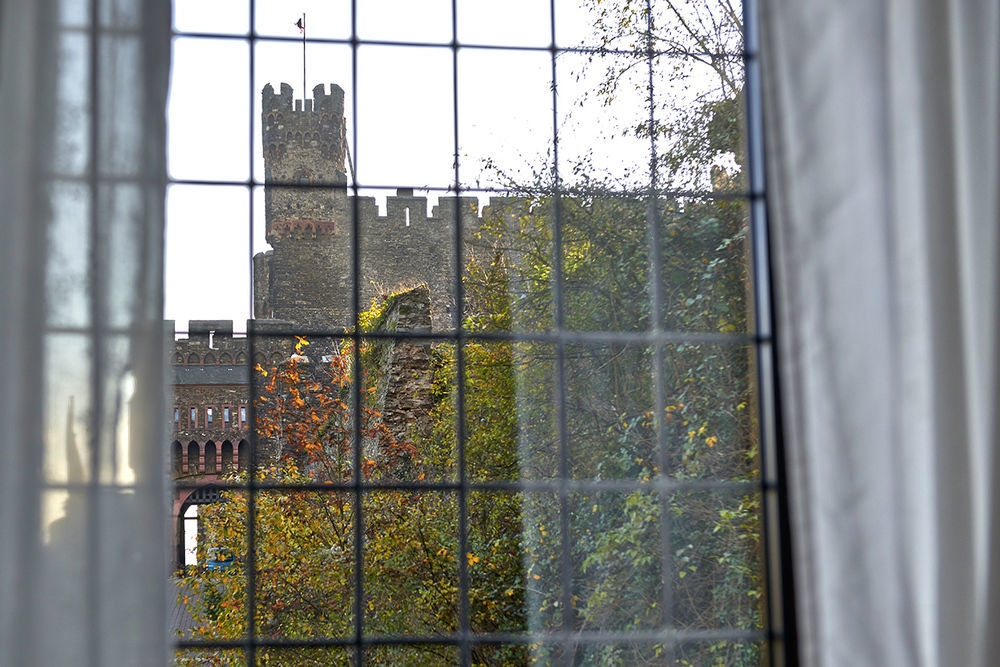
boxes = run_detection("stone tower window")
[221,441,233,473]
[204,441,216,474]
[187,442,200,474]
[172,441,182,475]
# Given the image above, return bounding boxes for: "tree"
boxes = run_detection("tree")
[177,306,531,666]
[459,3,762,661]
[176,3,763,664]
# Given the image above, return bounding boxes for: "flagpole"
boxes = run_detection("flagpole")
[301,13,307,104]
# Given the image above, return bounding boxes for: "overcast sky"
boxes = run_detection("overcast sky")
[166,0,698,328]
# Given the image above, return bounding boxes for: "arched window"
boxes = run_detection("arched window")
[178,485,223,570]
[221,440,233,473]
[238,439,248,471]
[187,352,200,365]
[204,441,216,474]
[235,351,246,365]
[203,352,216,365]
[219,352,233,365]
[182,503,198,567]
[173,352,182,364]
[187,441,200,474]
[172,441,182,475]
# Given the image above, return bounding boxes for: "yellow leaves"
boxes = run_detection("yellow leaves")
[706,436,718,448]
[255,363,268,377]
[466,552,480,566]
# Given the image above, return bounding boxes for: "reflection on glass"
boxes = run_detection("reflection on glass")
[167,0,769,661]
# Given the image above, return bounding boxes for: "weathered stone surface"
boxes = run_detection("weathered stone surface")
[367,286,435,446]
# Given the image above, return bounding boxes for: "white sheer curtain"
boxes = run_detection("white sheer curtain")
[760,1,1000,665]
[0,0,171,664]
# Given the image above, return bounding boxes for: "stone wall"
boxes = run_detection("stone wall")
[253,83,529,331]
[367,285,436,448]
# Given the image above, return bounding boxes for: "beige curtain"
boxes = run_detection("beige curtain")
[760,1,1000,664]
[0,0,171,663]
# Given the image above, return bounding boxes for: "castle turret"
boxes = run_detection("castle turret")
[256,83,351,327]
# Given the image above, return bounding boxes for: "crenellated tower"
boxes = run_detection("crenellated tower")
[253,82,504,331]
[256,83,351,327]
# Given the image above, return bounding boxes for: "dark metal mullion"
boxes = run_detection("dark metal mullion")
[741,0,797,664]
[168,27,741,59]
[177,625,768,649]
[450,2,472,663]
[171,477,763,494]
[349,3,365,662]
[48,171,756,201]
[165,327,763,346]
[58,323,765,346]
[178,627,768,650]
[547,2,575,664]
[641,1,675,661]
[85,1,104,665]
[158,175,757,200]
[244,1,259,664]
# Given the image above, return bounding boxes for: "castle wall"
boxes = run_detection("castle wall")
[357,193,479,329]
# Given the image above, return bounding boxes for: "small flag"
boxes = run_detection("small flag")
[295,17,304,33]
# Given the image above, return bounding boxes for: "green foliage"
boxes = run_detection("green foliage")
[468,164,760,666]
[176,3,762,664]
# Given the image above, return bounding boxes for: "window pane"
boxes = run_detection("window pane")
[168,0,781,661]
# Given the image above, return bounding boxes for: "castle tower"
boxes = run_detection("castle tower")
[255,83,352,328]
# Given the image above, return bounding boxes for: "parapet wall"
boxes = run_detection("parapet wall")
[255,191,528,330]
[169,319,303,370]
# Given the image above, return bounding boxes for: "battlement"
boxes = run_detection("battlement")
[262,82,345,114]
[263,83,348,243]
[169,319,313,370]
[262,83,345,158]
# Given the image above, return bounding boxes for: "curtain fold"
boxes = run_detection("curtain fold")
[759,1,1000,664]
[0,0,171,664]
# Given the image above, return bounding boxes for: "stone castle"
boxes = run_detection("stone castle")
[170,83,520,567]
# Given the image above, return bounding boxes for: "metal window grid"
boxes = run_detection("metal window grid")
[157,0,800,664]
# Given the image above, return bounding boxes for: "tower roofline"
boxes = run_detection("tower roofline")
[262,82,344,114]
